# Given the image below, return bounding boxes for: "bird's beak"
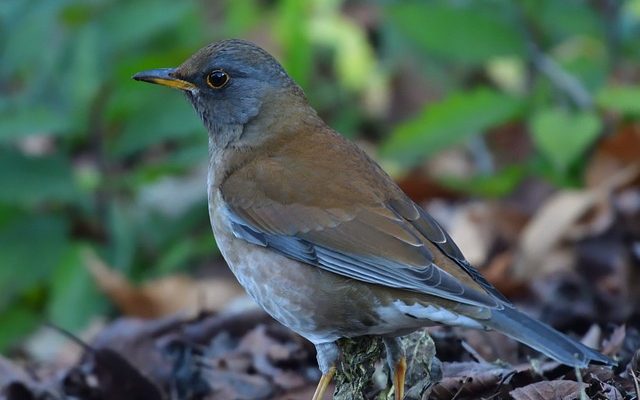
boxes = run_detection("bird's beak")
[132,68,196,90]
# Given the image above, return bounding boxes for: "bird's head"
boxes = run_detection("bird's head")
[133,39,308,138]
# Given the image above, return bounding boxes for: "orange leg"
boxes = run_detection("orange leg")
[311,366,336,400]
[392,356,407,400]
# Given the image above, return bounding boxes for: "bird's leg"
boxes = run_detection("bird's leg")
[312,342,340,400]
[312,367,336,400]
[383,337,407,400]
[392,357,407,400]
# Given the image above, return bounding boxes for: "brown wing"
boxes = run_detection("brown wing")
[220,131,509,309]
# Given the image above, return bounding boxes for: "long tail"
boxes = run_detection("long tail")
[485,307,615,367]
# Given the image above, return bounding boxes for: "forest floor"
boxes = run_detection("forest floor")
[2,130,640,399]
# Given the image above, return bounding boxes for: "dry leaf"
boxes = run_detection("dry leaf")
[430,362,514,400]
[447,202,495,266]
[459,329,520,365]
[586,123,640,188]
[602,325,626,357]
[515,190,596,280]
[62,347,163,400]
[274,385,324,400]
[205,370,273,400]
[510,380,587,400]
[515,165,639,280]
[84,249,243,318]
[396,169,459,204]
[483,251,529,299]
[0,356,32,388]
[0,356,55,400]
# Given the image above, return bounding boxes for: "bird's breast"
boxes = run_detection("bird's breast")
[208,190,408,342]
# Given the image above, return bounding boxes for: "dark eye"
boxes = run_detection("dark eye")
[206,69,229,89]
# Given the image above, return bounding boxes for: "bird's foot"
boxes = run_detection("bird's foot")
[392,356,407,400]
[312,366,336,400]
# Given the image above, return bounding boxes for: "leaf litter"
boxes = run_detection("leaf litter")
[2,128,640,399]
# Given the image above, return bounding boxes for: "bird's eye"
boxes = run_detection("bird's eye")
[206,69,230,89]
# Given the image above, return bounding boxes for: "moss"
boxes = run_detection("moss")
[334,336,383,400]
[333,330,441,400]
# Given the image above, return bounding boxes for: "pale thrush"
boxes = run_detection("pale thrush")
[134,39,614,400]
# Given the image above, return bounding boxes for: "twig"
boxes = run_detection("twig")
[460,340,488,363]
[527,43,593,110]
[513,3,593,110]
[450,376,471,400]
[468,135,494,175]
[43,321,93,353]
[487,369,517,400]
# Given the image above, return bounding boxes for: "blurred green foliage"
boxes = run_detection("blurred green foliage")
[1,0,639,350]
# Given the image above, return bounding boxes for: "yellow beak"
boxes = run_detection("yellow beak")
[132,68,196,90]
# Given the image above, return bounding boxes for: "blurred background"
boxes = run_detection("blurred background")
[1,0,640,367]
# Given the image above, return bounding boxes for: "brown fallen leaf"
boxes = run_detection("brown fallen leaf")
[62,347,163,400]
[237,325,309,391]
[446,202,495,267]
[274,384,326,400]
[459,328,520,365]
[593,382,625,400]
[396,169,459,204]
[205,370,273,400]
[579,368,625,400]
[510,380,588,400]
[0,356,53,400]
[514,165,639,280]
[601,325,626,357]
[430,362,514,400]
[90,313,187,386]
[84,249,243,318]
[483,251,528,300]
[0,357,32,389]
[586,123,640,188]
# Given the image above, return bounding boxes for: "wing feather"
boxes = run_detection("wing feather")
[219,133,510,309]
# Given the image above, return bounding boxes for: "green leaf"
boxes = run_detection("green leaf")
[276,0,312,89]
[597,86,640,115]
[101,0,195,54]
[0,216,69,308]
[155,238,197,275]
[530,109,602,172]
[47,245,105,331]
[0,108,71,140]
[0,151,77,205]
[224,0,261,36]
[0,1,60,77]
[64,24,103,130]
[381,88,524,168]
[0,305,40,351]
[525,0,603,39]
[386,2,525,65]
[109,93,202,156]
[107,202,136,274]
[440,165,527,198]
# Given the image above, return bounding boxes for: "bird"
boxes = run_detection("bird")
[133,39,615,400]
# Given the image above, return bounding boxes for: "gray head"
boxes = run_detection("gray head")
[133,39,304,130]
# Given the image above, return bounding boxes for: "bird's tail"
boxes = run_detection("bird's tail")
[485,306,615,367]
